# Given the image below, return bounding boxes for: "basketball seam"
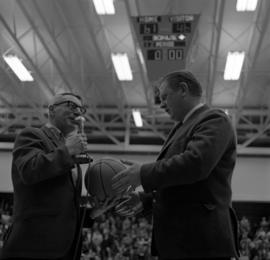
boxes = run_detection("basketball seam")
[103,161,124,197]
[101,161,124,199]
[103,161,123,174]
[87,159,125,201]
[98,162,107,200]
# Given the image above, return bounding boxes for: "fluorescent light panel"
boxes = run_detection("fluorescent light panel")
[236,0,258,11]
[132,109,143,127]
[3,54,34,82]
[93,0,115,15]
[224,51,245,80]
[111,53,133,81]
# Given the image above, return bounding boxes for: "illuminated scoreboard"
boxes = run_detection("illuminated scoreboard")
[132,15,199,81]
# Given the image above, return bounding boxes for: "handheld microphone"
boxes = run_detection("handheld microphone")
[75,116,86,134]
[74,116,93,164]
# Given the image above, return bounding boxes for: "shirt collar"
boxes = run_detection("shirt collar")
[183,103,204,123]
[46,122,62,134]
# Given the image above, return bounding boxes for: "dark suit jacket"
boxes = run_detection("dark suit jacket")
[140,105,240,259]
[0,125,86,259]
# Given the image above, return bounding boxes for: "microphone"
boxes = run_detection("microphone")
[75,116,86,134]
[74,116,93,164]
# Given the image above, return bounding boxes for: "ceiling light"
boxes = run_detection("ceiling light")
[92,0,115,15]
[111,53,133,81]
[3,54,34,82]
[132,109,143,127]
[236,0,258,11]
[224,51,245,80]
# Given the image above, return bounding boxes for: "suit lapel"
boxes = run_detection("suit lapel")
[157,121,183,159]
[41,125,63,147]
[157,105,209,160]
[41,125,79,191]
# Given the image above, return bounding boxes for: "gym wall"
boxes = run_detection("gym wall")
[0,151,270,201]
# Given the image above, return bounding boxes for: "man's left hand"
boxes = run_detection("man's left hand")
[112,160,142,195]
[89,196,120,219]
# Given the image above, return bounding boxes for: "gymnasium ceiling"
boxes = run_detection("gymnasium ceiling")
[0,0,270,155]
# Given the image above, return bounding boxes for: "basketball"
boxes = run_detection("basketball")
[84,157,126,202]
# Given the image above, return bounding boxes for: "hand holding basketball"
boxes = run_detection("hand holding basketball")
[84,157,127,202]
[112,160,142,195]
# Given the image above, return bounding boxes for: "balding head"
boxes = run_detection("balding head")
[159,70,202,97]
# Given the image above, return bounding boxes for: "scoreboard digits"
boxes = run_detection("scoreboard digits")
[147,49,162,60]
[132,14,199,80]
[147,49,183,61]
[134,15,197,62]
[140,23,158,34]
[172,22,191,33]
[168,49,184,60]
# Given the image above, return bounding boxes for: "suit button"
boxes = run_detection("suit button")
[204,204,216,210]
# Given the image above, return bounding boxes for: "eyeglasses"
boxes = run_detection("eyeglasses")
[54,101,86,114]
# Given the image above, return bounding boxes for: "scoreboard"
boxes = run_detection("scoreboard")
[132,14,199,81]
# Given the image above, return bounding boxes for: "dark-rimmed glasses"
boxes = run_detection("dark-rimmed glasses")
[53,101,86,114]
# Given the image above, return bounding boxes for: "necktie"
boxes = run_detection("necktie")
[71,167,78,187]
[64,133,78,186]
[164,121,183,145]
[50,127,78,186]
[157,121,183,158]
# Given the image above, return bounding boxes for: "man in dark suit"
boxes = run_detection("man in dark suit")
[0,93,91,260]
[112,71,240,260]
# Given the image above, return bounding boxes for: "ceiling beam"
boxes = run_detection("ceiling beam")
[31,0,98,102]
[1,141,270,156]
[1,106,270,148]
[239,121,270,148]
[52,0,100,115]
[16,0,74,92]
[0,13,54,96]
[78,0,126,120]
[31,1,72,73]
[206,0,225,105]
[85,114,121,145]
[235,0,270,122]
[0,55,46,122]
[125,0,154,112]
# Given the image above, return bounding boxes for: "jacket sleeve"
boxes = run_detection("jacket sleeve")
[13,127,75,185]
[139,191,154,217]
[140,110,236,193]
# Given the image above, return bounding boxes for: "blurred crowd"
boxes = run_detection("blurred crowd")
[239,215,270,260]
[80,212,156,260]
[1,200,270,260]
[0,203,12,249]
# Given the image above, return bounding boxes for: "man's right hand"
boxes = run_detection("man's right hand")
[65,133,87,155]
[114,191,143,217]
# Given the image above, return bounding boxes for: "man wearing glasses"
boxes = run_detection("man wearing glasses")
[0,93,90,260]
